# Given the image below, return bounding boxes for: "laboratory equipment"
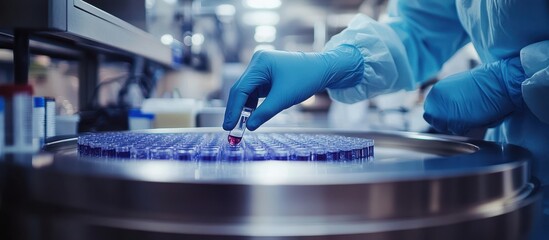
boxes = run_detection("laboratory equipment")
[0,85,34,152]
[55,114,80,136]
[141,98,198,128]
[128,109,155,130]
[77,131,374,161]
[33,97,56,146]
[227,107,253,146]
[45,97,56,139]
[0,128,540,239]
[33,97,46,148]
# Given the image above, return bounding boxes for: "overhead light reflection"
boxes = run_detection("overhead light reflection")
[192,33,205,46]
[183,35,192,46]
[160,34,174,45]
[244,0,281,9]
[254,25,277,43]
[216,4,236,17]
[243,11,280,26]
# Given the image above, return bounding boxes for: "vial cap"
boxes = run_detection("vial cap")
[0,85,33,98]
[34,97,45,107]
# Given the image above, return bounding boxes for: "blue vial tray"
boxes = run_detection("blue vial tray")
[78,132,374,161]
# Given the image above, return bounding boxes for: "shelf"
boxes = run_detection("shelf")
[0,0,173,67]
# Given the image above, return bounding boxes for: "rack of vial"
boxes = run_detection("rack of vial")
[77,132,374,161]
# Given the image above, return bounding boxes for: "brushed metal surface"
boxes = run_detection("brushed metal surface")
[0,128,540,240]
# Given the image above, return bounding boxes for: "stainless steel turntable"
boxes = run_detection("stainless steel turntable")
[0,128,540,240]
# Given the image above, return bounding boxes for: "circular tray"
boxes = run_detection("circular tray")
[0,128,540,240]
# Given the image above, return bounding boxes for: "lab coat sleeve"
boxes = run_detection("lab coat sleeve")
[521,40,549,124]
[325,0,470,103]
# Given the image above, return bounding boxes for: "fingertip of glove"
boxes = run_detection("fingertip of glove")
[222,110,239,131]
[222,112,232,130]
[422,112,432,123]
[222,123,233,131]
[246,120,259,131]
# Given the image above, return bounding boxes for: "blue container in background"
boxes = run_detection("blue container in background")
[33,97,46,148]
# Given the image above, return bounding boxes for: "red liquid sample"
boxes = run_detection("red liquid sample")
[228,135,242,146]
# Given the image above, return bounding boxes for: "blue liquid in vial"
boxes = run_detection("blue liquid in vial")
[199,147,220,161]
[175,148,196,161]
[114,152,128,159]
[150,147,173,160]
[294,149,311,161]
[342,150,353,160]
[131,145,150,159]
[272,149,290,161]
[250,149,269,161]
[102,144,116,158]
[90,142,102,157]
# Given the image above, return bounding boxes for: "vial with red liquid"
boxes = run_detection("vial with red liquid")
[228,107,253,146]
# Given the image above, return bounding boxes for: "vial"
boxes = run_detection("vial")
[227,107,253,146]
[174,147,196,161]
[0,85,34,152]
[198,147,220,161]
[45,97,56,139]
[341,148,354,160]
[80,137,92,156]
[33,97,46,148]
[224,146,245,161]
[368,139,375,160]
[131,144,150,159]
[115,146,131,159]
[326,148,339,161]
[150,147,174,160]
[101,144,116,158]
[312,147,327,161]
[294,148,311,161]
[250,149,269,161]
[89,141,102,157]
[271,148,291,161]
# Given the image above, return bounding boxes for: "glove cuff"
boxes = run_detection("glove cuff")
[324,44,364,89]
[324,14,415,104]
[502,57,527,109]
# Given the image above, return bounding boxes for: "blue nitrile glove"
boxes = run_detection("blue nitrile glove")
[423,57,527,135]
[223,44,364,131]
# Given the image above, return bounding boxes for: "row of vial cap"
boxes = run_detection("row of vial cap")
[77,132,374,161]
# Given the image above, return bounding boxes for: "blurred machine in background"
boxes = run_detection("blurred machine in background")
[0,0,481,135]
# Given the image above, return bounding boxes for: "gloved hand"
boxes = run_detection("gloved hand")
[223,44,364,131]
[521,40,549,124]
[423,57,527,135]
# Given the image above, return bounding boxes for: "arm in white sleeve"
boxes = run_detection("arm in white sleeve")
[521,40,549,124]
[326,0,470,103]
